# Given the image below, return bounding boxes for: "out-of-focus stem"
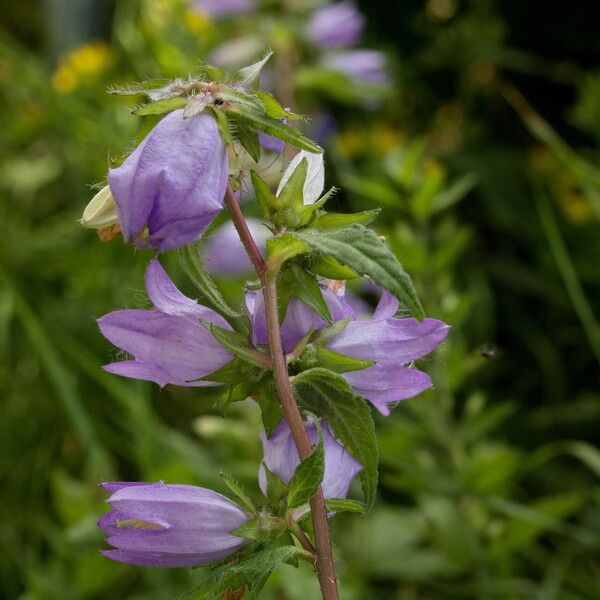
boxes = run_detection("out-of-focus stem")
[224,183,340,600]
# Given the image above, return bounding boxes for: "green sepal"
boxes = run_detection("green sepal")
[251,170,278,219]
[232,117,261,162]
[206,106,233,146]
[310,317,352,345]
[223,104,323,154]
[207,323,271,369]
[256,380,284,436]
[220,473,257,515]
[216,85,265,113]
[295,497,365,521]
[295,187,336,227]
[276,264,332,325]
[276,157,308,215]
[132,97,187,116]
[299,346,374,374]
[309,255,358,280]
[262,463,288,509]
[235,51,273,87]
[286,421,325,509]
[267,235,310,271]
[312,209,380,231]
[256,90,301,120]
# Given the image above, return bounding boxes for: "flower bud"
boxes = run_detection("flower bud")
[80,184,119,231]
[98,482,249,567]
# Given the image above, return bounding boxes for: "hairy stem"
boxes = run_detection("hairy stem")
[224,183,340,600]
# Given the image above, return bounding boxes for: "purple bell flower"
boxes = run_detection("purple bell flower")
[248,287,449,415]
[321,49,389,84]
[97,257,233,387]
[204,219,269,275]
[99,482,249,567]
[192,0,256,18]
[306,2,365,48]
[108,110,228,252]
[258,419,363,500]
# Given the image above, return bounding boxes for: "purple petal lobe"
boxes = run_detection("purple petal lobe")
[321,50,389,84]
[306,2,365,48]
[259,419,362,501]
[108,110,228,252]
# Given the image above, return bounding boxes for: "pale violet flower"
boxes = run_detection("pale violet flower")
[306,2,365,48]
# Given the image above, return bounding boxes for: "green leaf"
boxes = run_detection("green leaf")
[277,157,308,212]
[256,90,301,120]
[207,323,271,369]
[223,104,323,154]
[277,265,332,325]
[256,380,283,436]
[132,97,187,116]
[324,498,365,514]
[235,51,273,86]
[309,255,358,280]
[206,106,233,146]
[220,473,257,515]
[251,170,278,219]
[215,85,265,113]
[232,117,261,162]
[312,209,380,231]
[286,421,325,509]
[267,234,310,270]
[179,545,310,600]
[262,463,288,508]
[292,224,424,319]
[108,78,170,96]
[300,347,374,374]
[293,368,378,510]
[177,244,241,320]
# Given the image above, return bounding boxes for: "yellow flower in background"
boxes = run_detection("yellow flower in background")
[51,42,115,94]
[184,9,210,34]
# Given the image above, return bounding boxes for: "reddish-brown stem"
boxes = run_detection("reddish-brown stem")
[224,183,340,600]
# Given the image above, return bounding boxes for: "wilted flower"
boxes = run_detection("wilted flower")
[306,2,365,48]
[322,49,389,84]
[259,419,363,500]
[193,0,255,18]
[98,257,233,386]
[99,482,249,567]
[204,218,269,275]
[249,287,449,415]
[108,109,228,252]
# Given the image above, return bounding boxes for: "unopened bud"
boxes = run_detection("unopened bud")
[81,185,118,229]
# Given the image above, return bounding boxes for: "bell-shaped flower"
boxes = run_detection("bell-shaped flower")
[306,1,365,48]
[97,257,232,387]
[321,49,389,84]
[258,419,363,501]
[108,109,228,252]
[98,482,249,567]
[247,286,449,415]
[204,218,269,275]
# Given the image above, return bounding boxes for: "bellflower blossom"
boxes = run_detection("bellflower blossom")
[97,257,232,387]
[99,482,249,567]
[259,419,363,500]
[306,1,365,48]
[249,287,449,415]
[321,49,389,84]
[108,110,228,252]
[193,0,256,18]
[204,218,269,275]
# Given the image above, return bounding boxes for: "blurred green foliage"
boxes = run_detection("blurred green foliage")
[1,1,599,598]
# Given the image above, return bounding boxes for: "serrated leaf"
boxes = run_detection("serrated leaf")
[232,118,261,162]
[133,97,187,116]
[236,51,273,86]
[208,323,271,369]
[177,244,241,320]
[221,473,257,515]
[292,224,424,319]
[287,421,325,509]
[179,545,310,600]
[223,104,323,154]
[251,170,278,218]
[277,157,308,211]
[293,368,378,510]
[256,90,301,120]
[312,209,380,231]
[277,264,332,324]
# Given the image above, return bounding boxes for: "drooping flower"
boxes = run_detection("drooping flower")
[258,419,363,500]
[108,110,228,252]
[306,2,365,48]
[321,49,389,84]
[248,286,449,415]
[204,218,269,275]
[193,0,255,18]
[98,482,249,567]
[97,257,232,386]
